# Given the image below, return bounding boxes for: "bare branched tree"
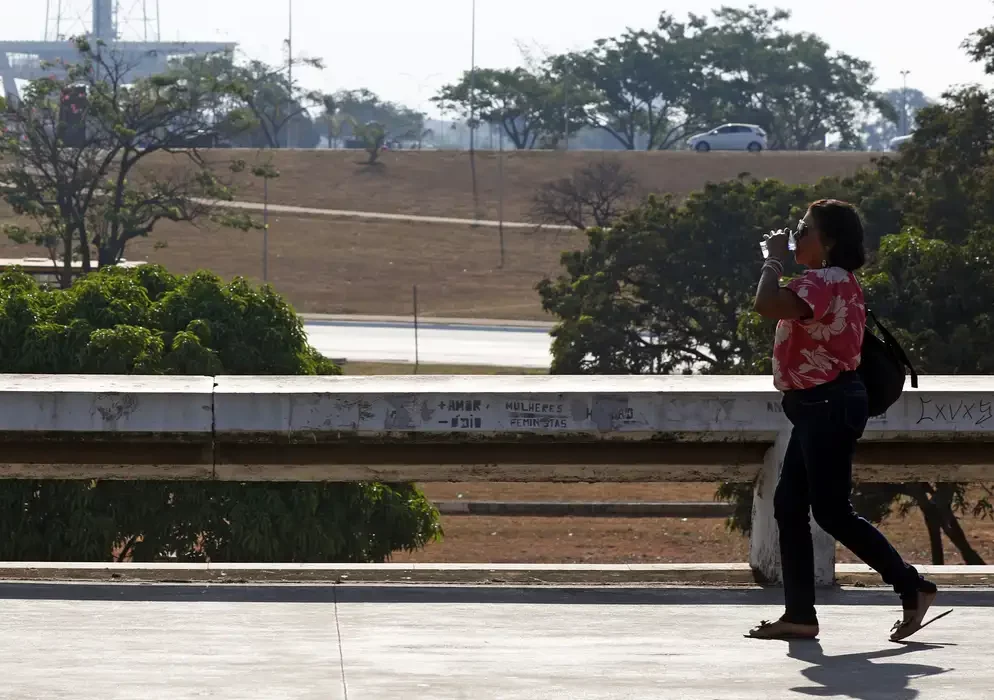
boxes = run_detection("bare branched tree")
[530,159,641,229]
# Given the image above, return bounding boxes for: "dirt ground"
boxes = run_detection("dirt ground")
[140,149,878,223]
[0,207,579,320]
[396,482,994,566]
[1,150,877,320]
[0,210,577,319]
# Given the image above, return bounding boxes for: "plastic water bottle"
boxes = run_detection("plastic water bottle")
[761,229,797,259]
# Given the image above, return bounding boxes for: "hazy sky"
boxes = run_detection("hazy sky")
[4,0,994,113]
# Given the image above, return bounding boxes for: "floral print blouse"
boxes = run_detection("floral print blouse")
[772,267,866,392]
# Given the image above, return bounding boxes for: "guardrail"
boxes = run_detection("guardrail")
[1,373,991,584]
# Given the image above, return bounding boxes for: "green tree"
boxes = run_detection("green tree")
[433,66,586,149]
[539,147,994,563]
[698,6,893,150]
[537,177,812,374]
[0,39,254,284]
[888,87,994,245]
[541,16,994,564]
[334,88,423,144]
[174,50,324,149]
[553,13,711,150]
[860,87,932,150]
[0,265,441,561]
[319,94,345,148]
[351,120,387,164]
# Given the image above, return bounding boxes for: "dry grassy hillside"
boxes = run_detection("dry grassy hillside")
[143,148,877,222]
[0,206,574,319]
[2,150,878,319]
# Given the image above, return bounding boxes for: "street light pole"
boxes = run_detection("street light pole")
[564,70,570,151]
[900,69,911,137]
[286,0,293,149]
[469,0,479,216]
[263,177,269,281]
[469,0,476,154]
[498,123,505,268]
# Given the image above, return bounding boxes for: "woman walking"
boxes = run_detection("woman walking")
[747,199,937,642]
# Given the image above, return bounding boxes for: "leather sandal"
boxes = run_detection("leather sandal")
[890,588,938,642]
[746,618,819,640]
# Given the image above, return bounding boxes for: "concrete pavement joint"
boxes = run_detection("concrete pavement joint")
[333,585,349,700]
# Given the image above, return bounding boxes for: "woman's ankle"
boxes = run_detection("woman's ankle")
[781,611,818,627]
[900,578,937,610]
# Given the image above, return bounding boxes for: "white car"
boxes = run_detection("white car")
[688,124,767,152]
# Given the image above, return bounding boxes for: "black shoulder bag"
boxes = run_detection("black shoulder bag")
[857,309,919,417]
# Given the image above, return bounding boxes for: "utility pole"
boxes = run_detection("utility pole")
[900,70,911,137]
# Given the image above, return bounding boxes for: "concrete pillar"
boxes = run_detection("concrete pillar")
[749,428,836,586]
[93,0,116,42]
[0,52,18,103]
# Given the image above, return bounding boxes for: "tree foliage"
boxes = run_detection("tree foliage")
[0,39,256,284]
[538,177,811,374]
[434,66,586,150]
[173,50,324,149]
[539,82,994,563]
[553,14,711,150]
[334,88,424,145]
[694,6,891,150]
[859,87,932,151]
[352,120,387,164]
[448,6,887,151]
[0,265,441,561]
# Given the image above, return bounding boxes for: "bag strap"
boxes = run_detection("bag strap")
[867,309,919,388]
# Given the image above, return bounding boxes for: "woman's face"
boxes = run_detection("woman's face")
[793,210,830,269]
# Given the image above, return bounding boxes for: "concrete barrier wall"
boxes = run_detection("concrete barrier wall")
[0,375,214,434]
[212,374,993,439]
[0,373,992,584]
[4,373,988,440]
[212,374,784,438]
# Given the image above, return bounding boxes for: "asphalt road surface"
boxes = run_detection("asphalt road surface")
[304,319,553,368]
[0,583,985,699]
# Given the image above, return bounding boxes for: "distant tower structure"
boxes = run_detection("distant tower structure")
[45,0,162,43]
[2,0,234,102]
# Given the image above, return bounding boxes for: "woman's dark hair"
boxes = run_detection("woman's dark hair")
[808,199,866,272]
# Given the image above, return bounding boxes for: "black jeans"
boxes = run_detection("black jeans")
[775,371,923,624]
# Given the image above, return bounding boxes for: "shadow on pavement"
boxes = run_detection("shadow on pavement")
[0,583,991,607]
[785,639,953,699]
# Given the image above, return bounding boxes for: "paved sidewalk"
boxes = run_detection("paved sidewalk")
[0,583,986,699]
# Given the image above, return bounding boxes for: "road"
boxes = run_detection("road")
[0,582,984,699]
[303,318,553,368]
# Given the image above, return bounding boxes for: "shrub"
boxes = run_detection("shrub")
[0,265,441,562]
